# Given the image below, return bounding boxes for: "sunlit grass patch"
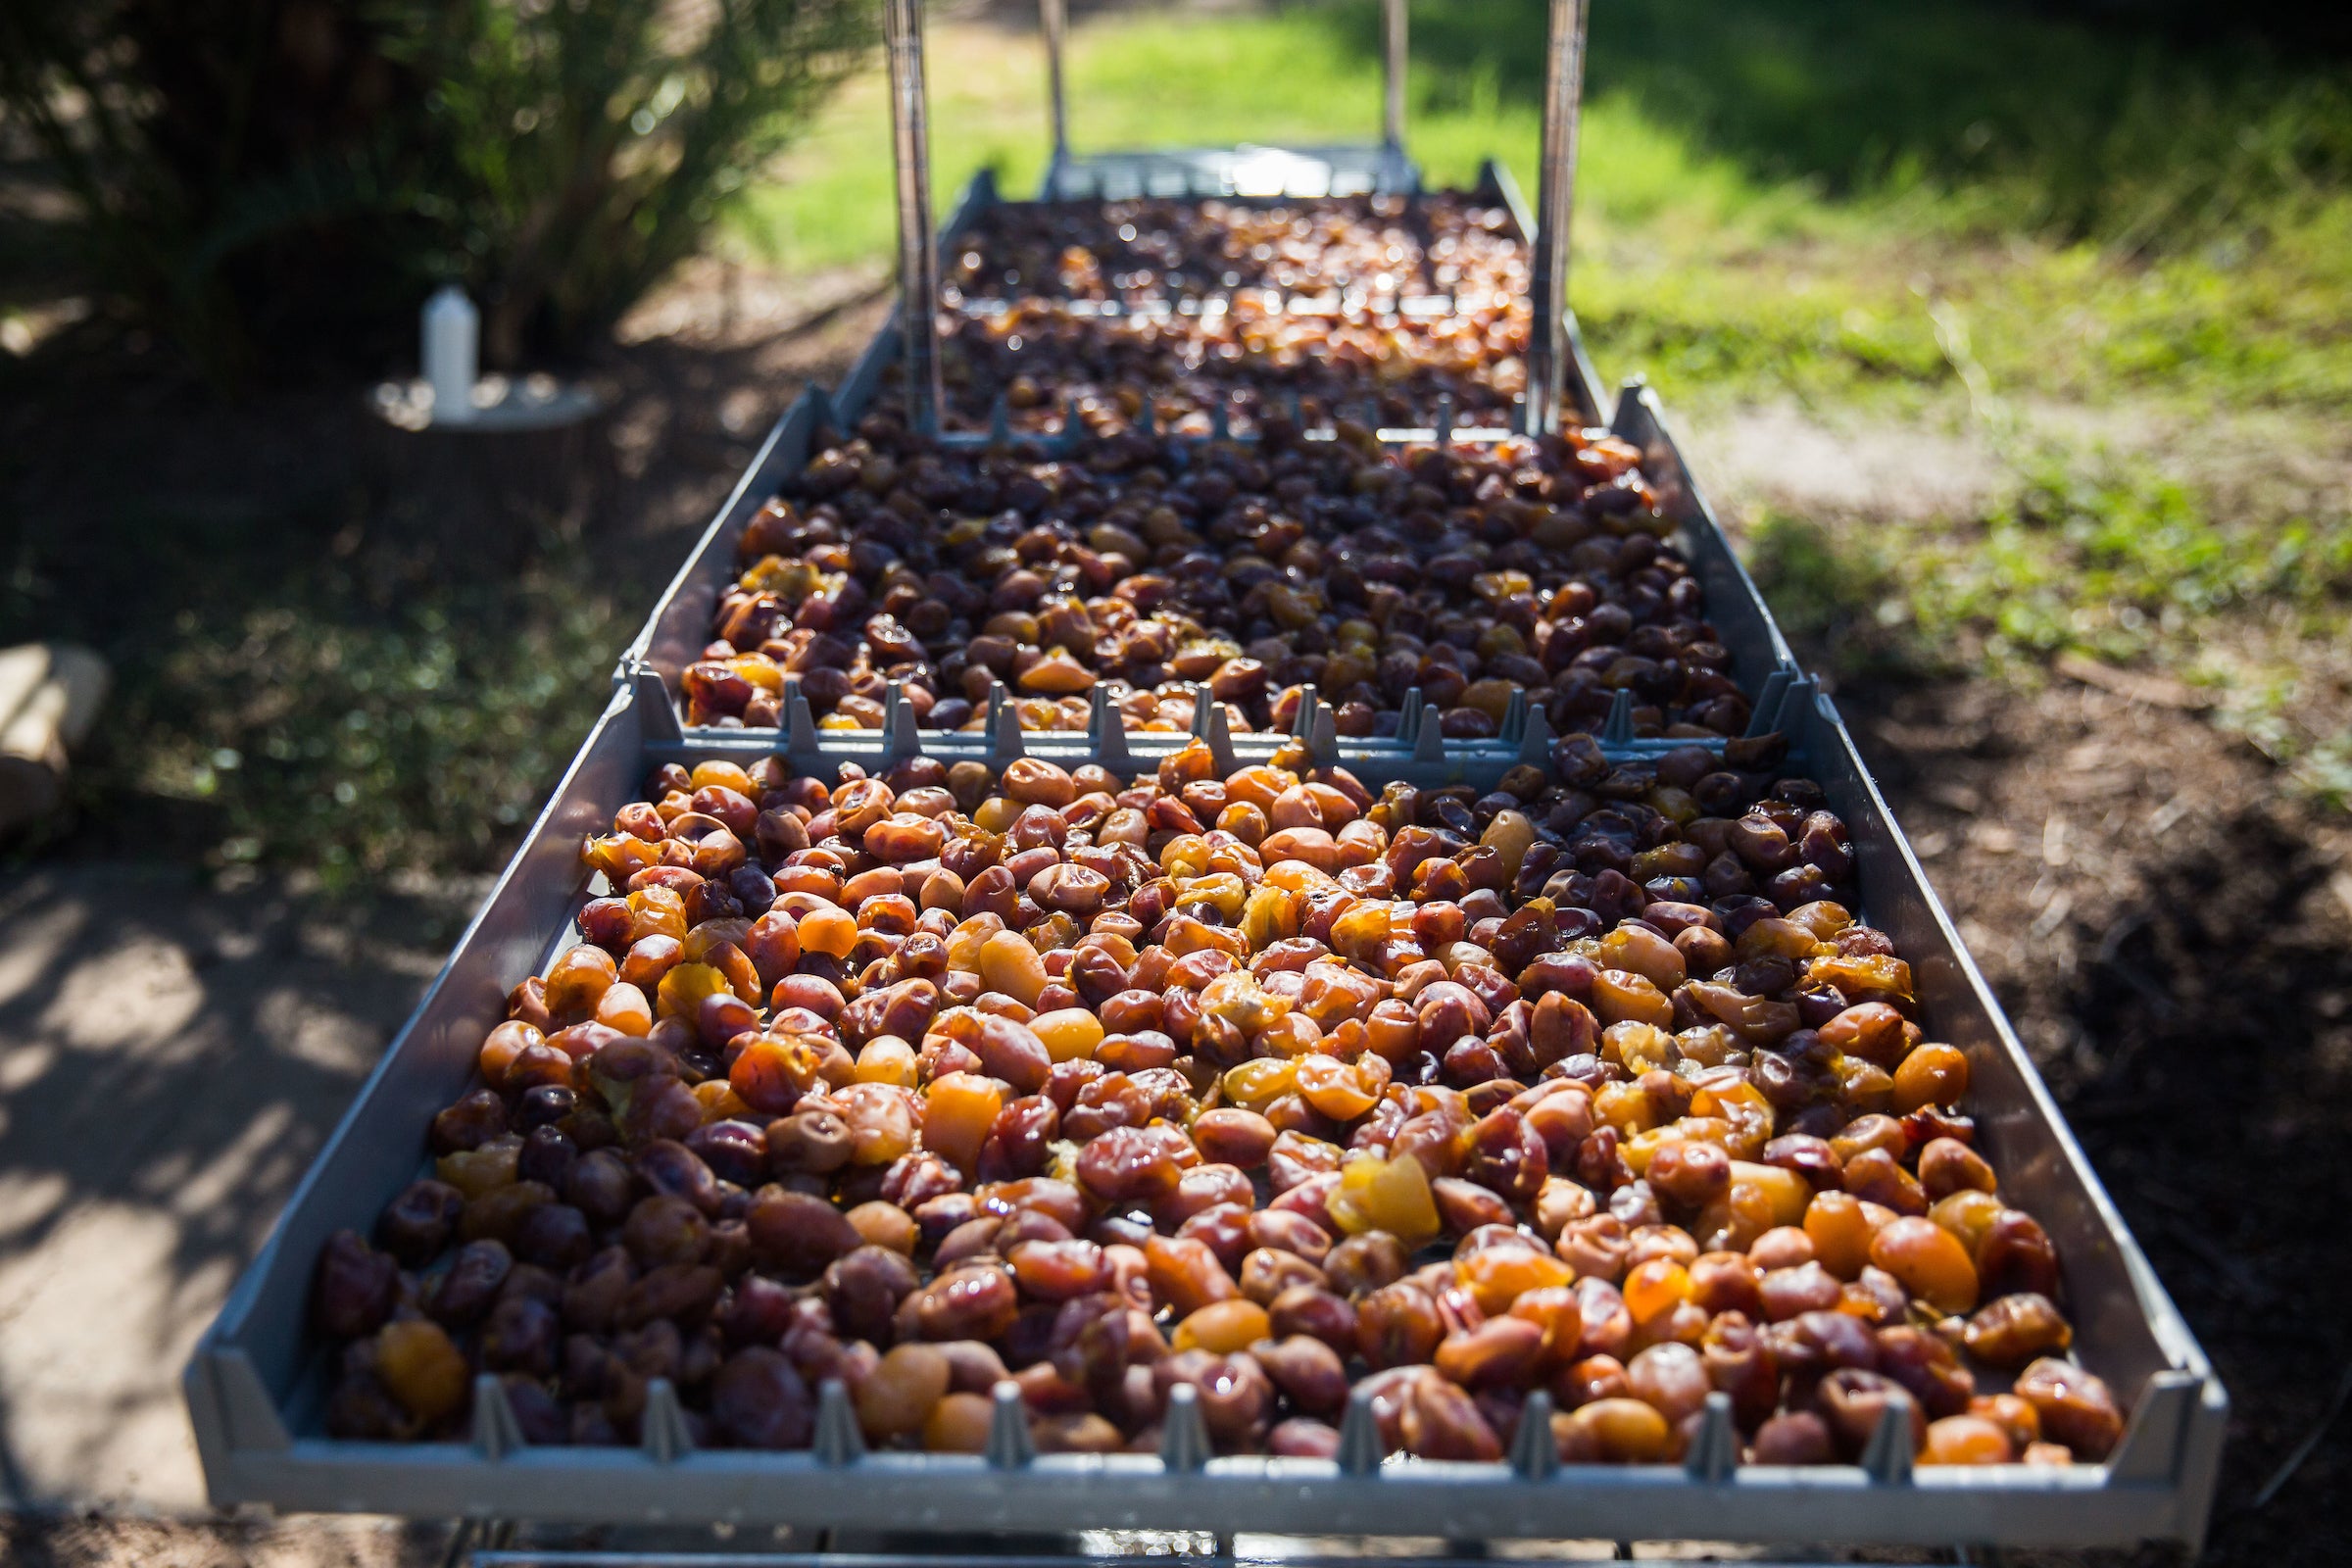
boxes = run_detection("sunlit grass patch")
[730,1,2352,416]
[1747,448,2352,808]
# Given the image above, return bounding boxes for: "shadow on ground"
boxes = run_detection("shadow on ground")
[1826,670,2352,1567]
[0,265,889,882]
[0,264,888,1511]
[0,868,467,1506]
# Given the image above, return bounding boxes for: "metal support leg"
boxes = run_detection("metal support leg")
[1382,0,1407,153]
[1527,0,1590,437]
[885,0,942,436]
[440,1519,517,1568]
[1041,0,1070,183]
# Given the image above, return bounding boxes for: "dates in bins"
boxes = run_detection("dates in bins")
[691,424,1739,745]
[314,741,2120,1469]
[684,193,1741,744]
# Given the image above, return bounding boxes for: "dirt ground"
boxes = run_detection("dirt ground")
[1826,674,2352,1565]
[1700,404,2352,1560]
[1,267,2347,1563]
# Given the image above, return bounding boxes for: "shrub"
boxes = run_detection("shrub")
[381,0,878,364]
[0,0,878,375]
[0,0,430,374]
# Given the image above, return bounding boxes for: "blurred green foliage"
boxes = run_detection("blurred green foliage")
[1382,0,2352,251]
[376,0,876,364]
[0,0,877,375]
[0,0,424,374]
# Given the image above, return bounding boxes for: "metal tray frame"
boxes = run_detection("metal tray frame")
[184,8,2224,1529]
[611,159,1794,781]
[183,661,2225,1550]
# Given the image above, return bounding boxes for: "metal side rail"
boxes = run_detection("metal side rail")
[449,1533,2038,1568]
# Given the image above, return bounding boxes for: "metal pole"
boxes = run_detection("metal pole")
[1382,0,1407,152]
[1527,0,1589,436]
[885,0,942,436]
[1041,0,1070,175]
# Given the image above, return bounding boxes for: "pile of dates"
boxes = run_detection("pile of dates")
[932,299,1522,445]
[685,416,1745,742]
[932,193,1530,438]
[949,195,1527,306]
[316,742,2123,1469]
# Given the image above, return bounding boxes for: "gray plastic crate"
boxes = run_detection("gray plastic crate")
[183,670,2224,1551]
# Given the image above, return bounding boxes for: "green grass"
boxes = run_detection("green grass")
[1751,455,2352,672]
[1745,456,2352,808]
[733,0,2352,416]
[736,9,1404,274]
[127,551,630,886]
